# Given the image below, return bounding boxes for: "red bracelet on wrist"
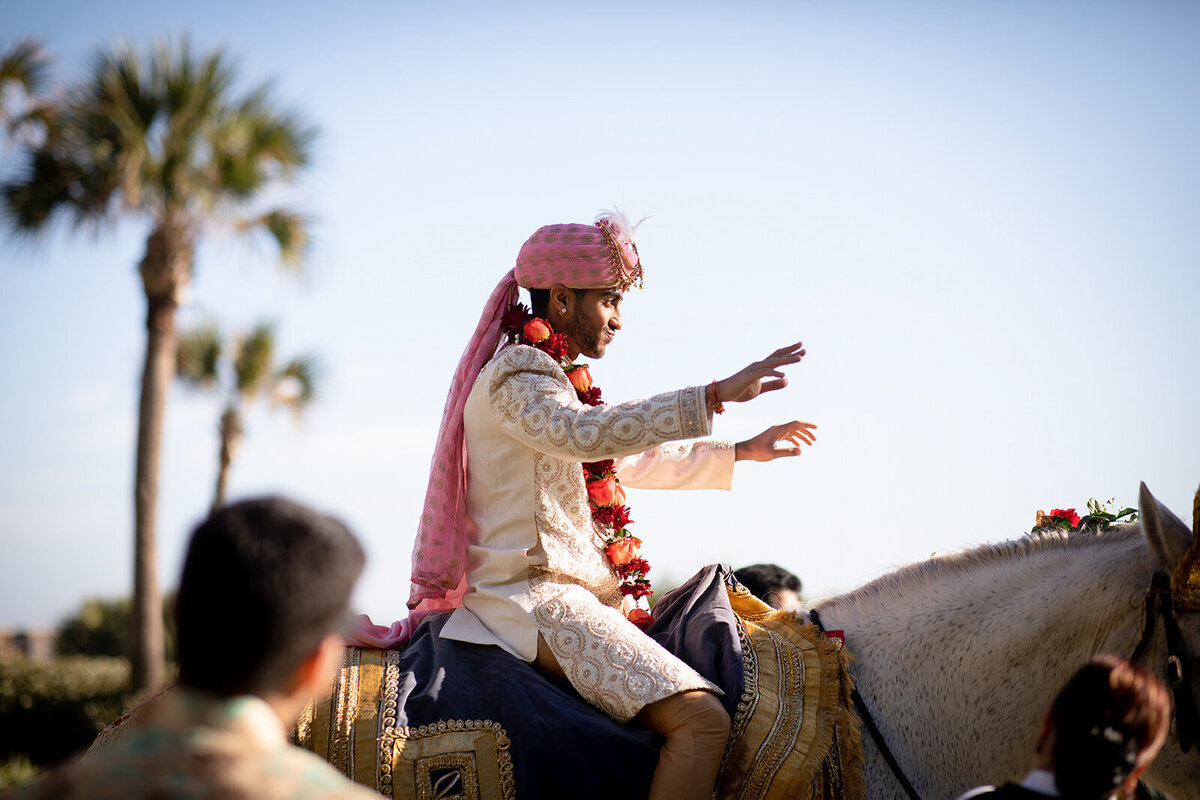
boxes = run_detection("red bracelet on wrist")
[709,380,725,415]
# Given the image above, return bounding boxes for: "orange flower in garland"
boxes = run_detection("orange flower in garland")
[566,363,592,392]
[501,303,654,623]
[523,318,553,343]
[587,474,620,507]
[503,302,569,359]
[605,535,642,566]
[584,460,651,601]
[626,607,654,628]
[567,364,603,405]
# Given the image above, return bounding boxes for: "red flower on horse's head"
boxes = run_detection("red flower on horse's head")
[1050,508,1082,528]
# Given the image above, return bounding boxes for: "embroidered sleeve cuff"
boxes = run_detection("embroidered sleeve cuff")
[679,385,712,439]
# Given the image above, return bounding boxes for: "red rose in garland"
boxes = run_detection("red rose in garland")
[577,386,603,405]
[501,303,654,626]
[615,557,650,579]
[500,303,534,333]
[542,334,569,361]
[584,460,615,479]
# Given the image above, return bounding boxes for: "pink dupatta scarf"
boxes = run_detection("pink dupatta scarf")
[345,214,641,648]
[344,268,517,647]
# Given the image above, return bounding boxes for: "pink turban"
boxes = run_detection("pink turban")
[347,212,643,651]
[514,219,643,291]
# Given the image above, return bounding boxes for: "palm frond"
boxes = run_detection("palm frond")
[272,355,319,417]
[175,323,222,388]
[204,86,314,206]
[1,38,53,146]
[0,38,52,97]
[237,85,314,171]
[234,207,309,269]
[233,322,275,398]
[157,39,233,212]
[1,37,317,258]
[81,41,157,210]
[2,149,73,232]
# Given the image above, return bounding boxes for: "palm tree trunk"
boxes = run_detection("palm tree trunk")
[131,295,174,693]
[213,451,230,512]
[213,406,241,511]
[131,220,190,694]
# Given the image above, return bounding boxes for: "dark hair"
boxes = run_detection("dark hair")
[528,286,581,318]
[1048,656,1170,800]
[733,563,802,609]
[174,496,365,696]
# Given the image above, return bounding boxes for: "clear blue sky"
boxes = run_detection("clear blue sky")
[2,0,1198,629]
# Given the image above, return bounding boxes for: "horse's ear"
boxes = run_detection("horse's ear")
[1139,481,1194,573]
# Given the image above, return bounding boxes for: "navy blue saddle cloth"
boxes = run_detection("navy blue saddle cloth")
[385,564,745,798]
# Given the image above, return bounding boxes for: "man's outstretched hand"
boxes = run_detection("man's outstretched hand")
[713,341,806,408]
[735,420,818,463]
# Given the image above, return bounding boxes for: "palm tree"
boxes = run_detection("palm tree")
[176,321,318,510]
[0,38,52,144]
[1,40,315,692]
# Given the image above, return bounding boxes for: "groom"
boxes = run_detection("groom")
[405,210,817,800]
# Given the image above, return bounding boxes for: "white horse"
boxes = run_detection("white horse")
[815,482,1200,800]
[285,484,1197,800]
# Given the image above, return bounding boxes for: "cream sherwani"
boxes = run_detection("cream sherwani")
[440,343,736,721]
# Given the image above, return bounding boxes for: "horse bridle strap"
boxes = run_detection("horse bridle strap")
[1129,571,1198,755]
[808,609,926,800]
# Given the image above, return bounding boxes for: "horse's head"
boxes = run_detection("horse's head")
[1138,481,1200,799]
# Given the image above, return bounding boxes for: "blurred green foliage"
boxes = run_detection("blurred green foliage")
[0,656,136,767]
[56,594,177,661]
[0,754,39,792]
[0,593,179,780]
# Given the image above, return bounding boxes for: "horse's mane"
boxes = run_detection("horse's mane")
[821,523,1144,608]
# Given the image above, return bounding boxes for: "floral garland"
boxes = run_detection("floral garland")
[501,302,654,628]
[1033,498,1138,533]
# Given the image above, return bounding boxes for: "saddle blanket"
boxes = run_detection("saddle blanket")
[296,564,864,800]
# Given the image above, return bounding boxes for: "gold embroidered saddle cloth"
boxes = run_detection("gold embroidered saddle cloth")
[295,584,863,800]
[718,587,864,800]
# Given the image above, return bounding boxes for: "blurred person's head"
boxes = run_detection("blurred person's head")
[174,496,364,719]
[1035,655,1170,800]
[734,563,803,610]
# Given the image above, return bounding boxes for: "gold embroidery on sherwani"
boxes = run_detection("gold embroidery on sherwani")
[478,344,719,720]
[488,345,710,457]
[530,451,622,602]
[530,580,719,723]
[523,446,718,722]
